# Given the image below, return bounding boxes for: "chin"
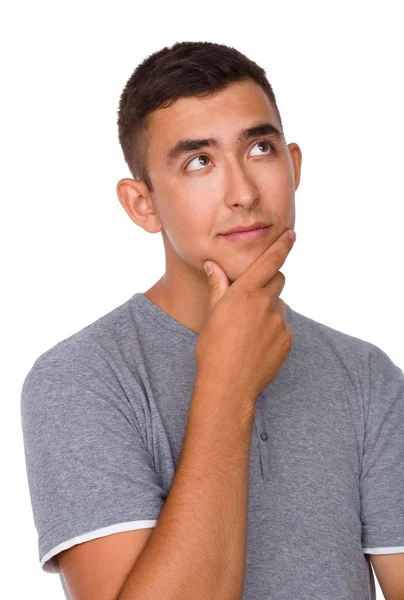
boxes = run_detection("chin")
[227,258,261,283]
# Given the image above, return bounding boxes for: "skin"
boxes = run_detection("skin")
[116,78,302,335]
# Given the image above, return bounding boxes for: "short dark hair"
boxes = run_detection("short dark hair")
[117,41,284,192]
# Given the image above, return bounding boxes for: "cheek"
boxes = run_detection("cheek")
[160,201,213,253]
[171,190,215,234]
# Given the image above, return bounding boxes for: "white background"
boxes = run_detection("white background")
[2,1,403,598]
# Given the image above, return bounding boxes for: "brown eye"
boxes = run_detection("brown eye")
[249,141,276,156]
[184,140,276,172]
[184,155,212,172]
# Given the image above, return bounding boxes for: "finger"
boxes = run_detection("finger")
[238,229,296,290]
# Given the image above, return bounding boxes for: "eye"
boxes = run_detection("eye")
[249,140,276,157]
[184,154,212,172]
[184,140,276,172]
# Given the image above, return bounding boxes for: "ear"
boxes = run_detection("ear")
[116,178,163,234]
[287,143,302,190]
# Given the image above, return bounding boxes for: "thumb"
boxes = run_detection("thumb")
[204,261,230,312]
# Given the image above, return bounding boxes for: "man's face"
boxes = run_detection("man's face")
[144,78,302,285]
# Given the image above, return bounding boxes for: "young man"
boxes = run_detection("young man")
[21,41,404,600]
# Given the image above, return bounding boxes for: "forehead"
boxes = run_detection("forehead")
[146,79,279,166]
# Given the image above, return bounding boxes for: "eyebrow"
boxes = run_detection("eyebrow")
[165,122,285,167]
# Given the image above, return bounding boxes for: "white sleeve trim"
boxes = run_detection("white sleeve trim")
[41,519,158,573]
[363,546,404,554]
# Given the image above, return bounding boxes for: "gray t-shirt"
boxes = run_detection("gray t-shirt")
[20,292,404,599]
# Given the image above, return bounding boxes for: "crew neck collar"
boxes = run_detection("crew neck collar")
[130,292,293,343]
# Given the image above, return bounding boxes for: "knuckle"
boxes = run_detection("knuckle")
[271,249,283,265]
[241,286,255,301]
[276,271,286,285]
[272,309,284,329]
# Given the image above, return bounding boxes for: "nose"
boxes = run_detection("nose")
[222,159,260,208]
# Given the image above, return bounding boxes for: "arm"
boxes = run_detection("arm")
[369,553,404,600]
[118,377,256,600]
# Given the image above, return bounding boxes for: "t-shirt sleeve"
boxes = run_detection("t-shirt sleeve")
[360,344,404,554]
[20,354,167,574]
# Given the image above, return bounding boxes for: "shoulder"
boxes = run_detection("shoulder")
[23,296,137,381]
[288,305,378,368]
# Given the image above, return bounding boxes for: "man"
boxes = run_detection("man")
[21,41,404,600]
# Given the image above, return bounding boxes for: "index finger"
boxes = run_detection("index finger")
[236,228,296,290]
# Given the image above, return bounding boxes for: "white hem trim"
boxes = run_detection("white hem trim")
[363,545,404,554]
[40,519,158,573]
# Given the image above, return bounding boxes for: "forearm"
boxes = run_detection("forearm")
[118,379,255,600]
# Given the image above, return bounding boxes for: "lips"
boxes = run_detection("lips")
[221,221,270,235]
[221,225,271,242]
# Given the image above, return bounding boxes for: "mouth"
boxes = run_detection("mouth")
[220,225,271,242]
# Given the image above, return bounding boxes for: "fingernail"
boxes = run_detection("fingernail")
[288,230,296,241]
[204,262,213,276]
